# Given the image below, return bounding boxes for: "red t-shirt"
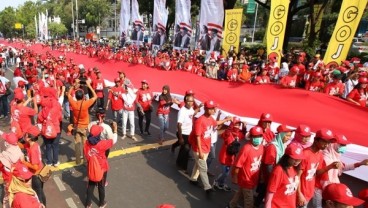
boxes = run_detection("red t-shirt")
[108,87,125,111]
[263,144,277,166]
[299,148,325,201]
[11,105,37,133]
[189,115,217,154]
[347,89,367,107]
[280,75,297,88]
[157,99,172,115]
[234,143,264,189]
[267,165,299,208]
[218,129,245,166]
[305,80,324,92]
[255,76,271,84]
[12,192,42,208]
[25,142,44,174]
[93,78,105,98]
[324,82,345,96]
[263,128,275,144]
[84,140,113,171]
[136,89,153,111]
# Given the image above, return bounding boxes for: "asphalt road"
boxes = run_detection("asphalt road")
[1,66,367,208]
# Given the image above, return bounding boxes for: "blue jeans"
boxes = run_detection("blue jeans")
[158,114,169,139]
[63,98,70,118]
[0,95,9,117]
[43,133,61,165]
[206,142,217,168]
[113,110,123,124]
[216,165,230,186]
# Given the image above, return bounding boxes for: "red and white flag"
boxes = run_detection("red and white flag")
[119,0,130,44]
[198,0,224,53]
[173,0,192,50]
[131,0,144,45]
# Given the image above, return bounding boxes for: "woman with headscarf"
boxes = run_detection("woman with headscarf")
[156,85,179,145]
[311,134,368,208]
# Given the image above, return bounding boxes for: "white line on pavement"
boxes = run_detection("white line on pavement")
[65,198,78,208]
[53,175,66,191]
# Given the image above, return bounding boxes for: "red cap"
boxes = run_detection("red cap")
[295,124,312,137]
[26,126,40,138]
[260,113,273,122]
[360,71,367,77]
[250,126,264,136]
[18,81,26,87]
[276,124,293,133]
[141,80,149,84]
[359,77,368,84]
[358,188,368,200]
[114,77,121,83]
[13,162,33,180]
[335,134,350,145]
[204,100,217,109]
[315,128,336,141]
[285,143,304,160]
[343,60,350,67]
[232,117,241,125]
[313,72,322,77]
[14,91,24,101]
[338,66,347,73]
[156,204,175,208]
[323,183,364,206]
[117,70,124,74]
[2,133,18,145]
[185,89,194,95]
[90,125,103,137]
[290,66,299,73]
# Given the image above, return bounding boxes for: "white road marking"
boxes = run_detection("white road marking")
[53,175,66,191]
[65,198,78,208]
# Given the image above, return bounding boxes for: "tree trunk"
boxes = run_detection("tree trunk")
[282,0,298,50]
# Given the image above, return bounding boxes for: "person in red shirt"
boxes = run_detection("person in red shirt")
[189,100,231,196]
[265,143,305,208]
[213,117,246,191]
[305,72,324,92]
[9,162,44,208]
[11,91,38,137]
[323,183,364,208]
[257,113,275,144]
[324,74,345,98]
[227,126,264,208]
[227,64,239,82]
[84,124,117,208]
[254,69,271,84]
[280,66,299,88]
[136,80,154,135]
[21,126,46,206]
[359,188,368,208]
[92,71,106,109]
[106,78,125,125]
[297,128,339,208]
[347,77,367,107]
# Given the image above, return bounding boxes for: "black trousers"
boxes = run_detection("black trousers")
[175,134,191,171]
[32,175,46,205]
[86,172,107,207]
[137,109,152,132]
[96,97,104,109]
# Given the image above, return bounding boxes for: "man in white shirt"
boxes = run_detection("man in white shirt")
[175,95,196,172]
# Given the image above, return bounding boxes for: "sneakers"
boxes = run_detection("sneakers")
[213,180,231,191]
[53,162,60,167]
[99,201,107,208]
[0,115,4,119]
[105,181,108,187]
[189,180,199,186]
[145,130,151,135]
[130,136,138,141]
[121,135,127,140]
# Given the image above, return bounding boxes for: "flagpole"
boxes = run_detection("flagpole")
[251,3,258,43]
[72,0,75,40]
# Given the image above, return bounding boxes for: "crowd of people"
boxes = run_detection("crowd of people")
[0,38,367,208]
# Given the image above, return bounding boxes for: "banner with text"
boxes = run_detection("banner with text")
[222,9,243,56]
[324,0,368,67]
[198,0,224,55]
[266,0,290,66]
[119,0,130,46]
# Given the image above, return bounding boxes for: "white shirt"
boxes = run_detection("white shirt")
[177,106,195,135]
[13,76,28,88]
[88,121,115,142]
[210,111,219,144]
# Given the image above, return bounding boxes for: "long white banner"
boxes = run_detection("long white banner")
[131,0,144,45]
[173,0,192,50]
[119,0,130,46]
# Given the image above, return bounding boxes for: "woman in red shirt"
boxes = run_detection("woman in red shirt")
[214,117,245,191]
[265,143,304,208]
[136,80,154,135]
[347,77,367,107]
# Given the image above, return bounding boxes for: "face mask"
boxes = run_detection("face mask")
[45,74,49,78]
[337,145,347,154]
[252,137,263,146]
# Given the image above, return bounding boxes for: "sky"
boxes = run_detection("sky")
[0,0,36,12]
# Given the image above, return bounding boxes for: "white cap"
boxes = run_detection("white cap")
[78,64,85,69]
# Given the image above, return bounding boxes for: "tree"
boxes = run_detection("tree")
[78,0,110,31]
[0,7,17,38]
[48,22,68,38]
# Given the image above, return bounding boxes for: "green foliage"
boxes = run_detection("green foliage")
[48,22,68,38]
[0,7,17,38]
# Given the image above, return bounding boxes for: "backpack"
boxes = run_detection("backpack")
[88,153,103,182]
[42,119,57,139]
[226,138,241,155]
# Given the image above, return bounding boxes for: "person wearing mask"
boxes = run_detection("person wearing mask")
[291,124,313,149]
[68,79,97,165]
[265,143,304,208]
[9,162,45,208]
[227,126,264,208]
[136,80,154,135]
[322,183,364,208]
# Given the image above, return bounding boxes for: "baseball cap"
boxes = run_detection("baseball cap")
[14,91,24,101]
[204,100,217,109]
[313,72,322,77]
[260,113,273,122]
[359,77,368,84]
[285,143,304,160]
[290,66,299,73]
[26,126,40,138]
[114,77,121,83]
[141,80,149,84]
[185,89,194,95]
[250,126,264,136]
[276,124,293,133]
[78,64,85,69]
[13,162,33,181]
[18,81,26,87]
[2,132,18,145]
[335,134,350,145]
[358,188,368,200]
[232,117,241,125]
[323,183,364,206]
[117,70,124,74]
[90,125,103,137]
[315,128,336,141]
[295,124,312,137]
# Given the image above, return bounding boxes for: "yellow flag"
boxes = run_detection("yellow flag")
[266,0,290,66]
[222,9,243,55]
[324,0,368,67]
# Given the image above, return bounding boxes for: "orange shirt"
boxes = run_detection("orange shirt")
[69,95,96,129]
